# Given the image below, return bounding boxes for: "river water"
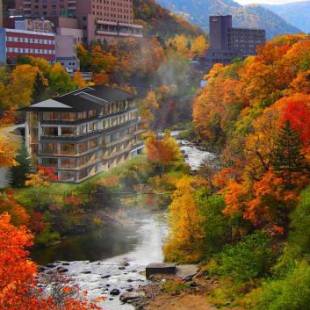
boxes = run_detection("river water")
[33,140,214,309]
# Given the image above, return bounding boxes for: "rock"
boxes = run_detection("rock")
[57,267,68,273]
[46,264,56,268]
[106,284,110,287]
[109,298,114,301]
[110,289,121,296]
[176,265,199,281]
[146,263,176,279]
[82,271,92,274]
[119,266,126,270]
[127,279,134,283]
[38,266,46,272]
[62,263,70,266]
[126,287,134,292]
[120,291,146,304]
[189,281,198,287]
[101,275,111,279]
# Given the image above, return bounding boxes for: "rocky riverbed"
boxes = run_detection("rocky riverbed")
[37,138,215,309]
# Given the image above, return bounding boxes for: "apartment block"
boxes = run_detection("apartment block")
[0,27,56,63]
[205,15,265,68]
[14,0,143,44]
[24,86,144,183]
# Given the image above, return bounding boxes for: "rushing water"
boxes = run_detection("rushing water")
[33,139,214,309]
[35,211,167,310]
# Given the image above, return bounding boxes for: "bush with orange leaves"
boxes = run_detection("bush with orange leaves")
[0,213,100,310]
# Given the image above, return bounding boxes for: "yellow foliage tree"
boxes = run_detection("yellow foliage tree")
[164,176,206,263]
[191,35,208,57]
[73,71,87,88]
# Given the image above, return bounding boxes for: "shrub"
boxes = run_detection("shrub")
[248,261,310,310]
[215,232,274,282]
[198,194,232,258]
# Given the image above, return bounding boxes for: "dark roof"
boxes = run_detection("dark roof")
[24,85,134,112]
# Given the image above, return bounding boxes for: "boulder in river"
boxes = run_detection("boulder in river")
[57,267,68,273]
[101,275,111,279]
[146,263,176,279]
[120,291,146,304]
[110,288,121,296]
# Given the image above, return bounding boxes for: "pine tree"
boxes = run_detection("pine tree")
[10,142,32,188]
[272,121,306,186]
[32,72,46,103]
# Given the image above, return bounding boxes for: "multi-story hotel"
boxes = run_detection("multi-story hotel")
[24,86,144,183]
[205,15,265,68]
[14,0,143,44]
[0,27,56,63]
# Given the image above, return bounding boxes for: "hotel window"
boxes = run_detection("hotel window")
[61,144,76,155]
[62,127,76,136]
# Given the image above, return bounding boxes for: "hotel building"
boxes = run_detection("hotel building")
[205,15,265,68]
[14,0,143,44]
[24,86,144,183]
[0,27,56,63]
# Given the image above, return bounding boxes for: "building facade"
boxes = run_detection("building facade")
[14,0,143,44]
[0,28,56,63]
[24,86,143,183]
[205,15,265,68]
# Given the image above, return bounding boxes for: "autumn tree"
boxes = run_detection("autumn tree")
[73,71,87,89]
[49,63,77,95]
[0,213,100,309]
[139,90,159,129]
[191,35,208,57]
[145,132,182,172]
[0,136,17,168]
[164,176,206,262]
[26,166,58,188]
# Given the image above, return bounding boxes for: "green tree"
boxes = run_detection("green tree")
[32,72,47,103]
[272,121,306,185]
[10,142,32,188]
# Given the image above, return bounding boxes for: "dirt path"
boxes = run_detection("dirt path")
[145,293,217,310]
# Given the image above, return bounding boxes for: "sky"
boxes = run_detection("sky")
[236,0,307,4]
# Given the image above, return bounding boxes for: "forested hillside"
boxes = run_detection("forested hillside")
[134,0,203,40]
[159,33,310,308]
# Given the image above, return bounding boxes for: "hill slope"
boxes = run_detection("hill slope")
[157,0,301,38]
[133,0,203,40]
[263,1,310,33]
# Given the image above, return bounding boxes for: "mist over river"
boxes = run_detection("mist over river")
[32,139,214,309]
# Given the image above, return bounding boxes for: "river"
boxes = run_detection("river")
[33,138,214,309]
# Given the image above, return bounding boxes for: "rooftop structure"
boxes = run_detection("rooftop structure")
[24,86,144,183]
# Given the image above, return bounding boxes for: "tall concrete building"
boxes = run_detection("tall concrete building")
[205,15,265,68]
[14,0,143,44]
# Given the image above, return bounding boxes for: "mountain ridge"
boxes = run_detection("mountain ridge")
[156,0,301,38]
[263,1,310,33]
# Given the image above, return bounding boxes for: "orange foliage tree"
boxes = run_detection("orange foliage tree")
[0,213,100,309]
[145,132,182,169]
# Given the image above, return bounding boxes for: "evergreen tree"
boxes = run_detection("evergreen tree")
[32,72,46,103]
[272,121,306,185]
[10,142,32,188]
